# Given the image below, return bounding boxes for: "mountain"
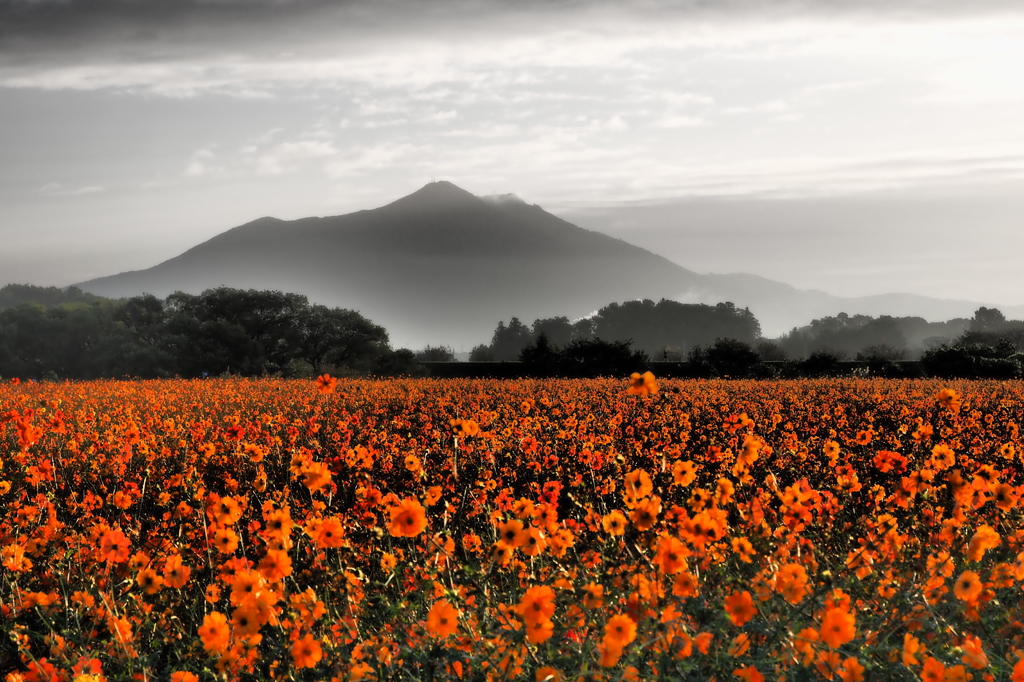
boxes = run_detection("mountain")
[78,181,1024,347]
[78,182,703,348]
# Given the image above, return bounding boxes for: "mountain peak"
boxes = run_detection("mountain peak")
[386,180,481,212]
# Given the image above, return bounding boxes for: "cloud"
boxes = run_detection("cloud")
[723,100,788,114]
[256,139,337,175]
[324,142,421,179]
[39,182,104,196]
[183,148,225,177]
[2,1,1022,98]
[650,115,704,128]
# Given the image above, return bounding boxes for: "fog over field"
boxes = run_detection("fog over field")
[2,0,1023,333]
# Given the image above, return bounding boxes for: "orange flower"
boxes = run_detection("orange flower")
[388,498,428,537]
[733,665,763,682]
[450,418,480,437]
[301,460,332,494]
[229,569,265,607]
[426,600,460,638]
[839,657,865,682]
[937,387,961,412]
[629,495,661,532]
[517,585,556,626]
[582,583,605,609]
[694,632,714,654]
[290,633,323,669]
[602,510,628,536]
[98,529,131,564]
[212,497,243,526]
[597,639,624,668]
[724,591,757,627]
[729,632,751,657]
[258,549,292,582]
[311,516,345,548]
[198,611,231,655]
[536,666,563,682]
[954,570,983,602]
[497,519,526,547]
[170,673,199,682]
[946,665,970,682]
[993,483,1018,511]
[653,534,689,575]
[960,634,988,670]
[819,607,856,648]
[604,614,637,648]
[816,650,844,680]
[1011,658,1024,682]
[673,459,697,486]
[521,527,547,557]
[2,543,33,572]
[525,618,554,644]
[776,563,810,605]
[732,536,755,563]
[627,371,658,396]
[902,633,922,667]
[966,525,1000,563]
[922,656,946,682]
[624,468,653,501]
[212,527,238,555]
[230,604,263,637]
[315,374,337,393]
[162,554,191,589]
[135,567,164,595]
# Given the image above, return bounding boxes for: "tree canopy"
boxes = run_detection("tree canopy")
[0,287,391,379]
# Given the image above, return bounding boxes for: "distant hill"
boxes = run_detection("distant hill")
[77,181,1024,347]
[0,284,109,309]
[78,182,704,348]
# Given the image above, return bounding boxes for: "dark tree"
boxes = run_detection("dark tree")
[531,317,574,348]
[416,346,457,362]
[297,305,389,373]
[491,316,533,361]
[971,307,1007,333]
[519,332,560,376]
[705,338,761,378]
[468,344,495,361]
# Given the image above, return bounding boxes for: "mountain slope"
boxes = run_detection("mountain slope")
[80,182,703,347]
[79,181,1024,346]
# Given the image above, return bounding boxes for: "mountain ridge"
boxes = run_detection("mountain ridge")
[77,181,1023,347]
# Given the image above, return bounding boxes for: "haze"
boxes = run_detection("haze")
[2,0,1023,310]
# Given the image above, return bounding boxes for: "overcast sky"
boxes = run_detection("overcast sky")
[2,0,1023,307]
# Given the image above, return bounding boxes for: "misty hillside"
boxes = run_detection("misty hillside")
[78,181,1024,348]
[79,182,702,348]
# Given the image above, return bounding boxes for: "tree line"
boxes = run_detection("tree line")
[468,301,1024,379]
[470,299,761,361]
[3,284,1023,380]
[0,286,417,379]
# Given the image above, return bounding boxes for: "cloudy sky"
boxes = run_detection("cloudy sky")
[2,0,1023,306]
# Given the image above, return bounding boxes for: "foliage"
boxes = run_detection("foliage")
[415,346,457,363]
[798,350,847,378]
[519,336,651,378]
[704,339,762,378]
[482,299,760,361]
[779,313,971,360]
[490,317,533,361]
[921,343,1022,379]
[0,288,389,379]
[0,284,109,310]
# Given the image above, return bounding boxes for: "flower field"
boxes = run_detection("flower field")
[2,376,1024,682]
